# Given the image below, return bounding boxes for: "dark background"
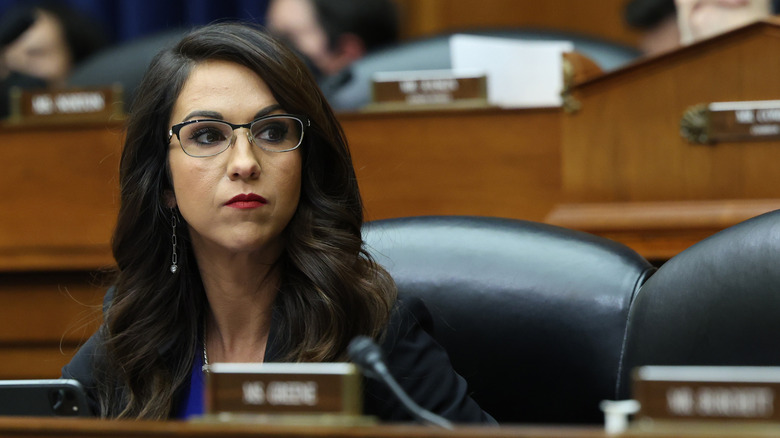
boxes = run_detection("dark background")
[0,0,271,45]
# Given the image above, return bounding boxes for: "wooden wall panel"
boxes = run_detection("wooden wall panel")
[562,23,780,203]
[394,0,641,47]
[0,271,106,379]
[0,122,122,271]
[340,108,562,223]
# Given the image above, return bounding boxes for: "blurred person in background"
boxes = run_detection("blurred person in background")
[0,1,108,117]
[265,0,399,95]
[1,1,109,88]
[675,0,774,44]
[624,0,680,55]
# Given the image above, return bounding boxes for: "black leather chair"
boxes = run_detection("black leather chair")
[362,216,655,424]
[618,209,780,400]
[325,28,641,110]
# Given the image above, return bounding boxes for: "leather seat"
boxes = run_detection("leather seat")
[618,209,780,400]
[362,215,655,424]
[67,28,186,111]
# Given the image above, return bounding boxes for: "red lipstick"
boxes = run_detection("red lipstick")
[226,193,267,209]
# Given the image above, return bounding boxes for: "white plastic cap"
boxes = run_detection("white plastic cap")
[599,399,640,434]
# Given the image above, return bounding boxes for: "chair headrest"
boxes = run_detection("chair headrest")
[363,216,654,423]
[619,209,780,398]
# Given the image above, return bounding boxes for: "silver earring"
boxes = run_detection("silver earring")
[170,209,178,274]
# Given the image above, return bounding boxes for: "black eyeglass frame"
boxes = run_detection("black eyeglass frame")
[167,113,311,157]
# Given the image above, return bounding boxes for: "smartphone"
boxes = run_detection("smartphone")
[0,379,91,417]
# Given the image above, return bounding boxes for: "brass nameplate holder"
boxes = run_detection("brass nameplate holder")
[633,366,780,427]
[6,85,124,125]
[205,362,366,423]
[681,100,780,144]
[366,70,488,111]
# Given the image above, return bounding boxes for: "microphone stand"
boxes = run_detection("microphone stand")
[348,336,454,430]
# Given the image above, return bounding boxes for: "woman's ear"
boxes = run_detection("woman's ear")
[164,190,177,208]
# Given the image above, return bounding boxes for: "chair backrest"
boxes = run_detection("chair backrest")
[67,28,187,111]
[362,216,655,424]
[618,209,780,400]
[326,28,641,110]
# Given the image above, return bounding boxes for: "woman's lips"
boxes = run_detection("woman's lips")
[226,193,268,209]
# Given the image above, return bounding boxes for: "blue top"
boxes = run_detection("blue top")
[175,352,205,419]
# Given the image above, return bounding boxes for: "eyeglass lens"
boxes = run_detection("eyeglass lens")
[178,116,303,156]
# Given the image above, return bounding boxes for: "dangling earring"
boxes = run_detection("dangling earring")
[170,209,179,274]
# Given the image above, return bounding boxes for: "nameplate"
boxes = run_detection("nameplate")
[206,363,362,416]
[681,100,780,144]
[6,85,124,125]
[369,70,488,110]
[634,366,780,422]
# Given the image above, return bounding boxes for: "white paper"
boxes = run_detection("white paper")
[449,34,574,108]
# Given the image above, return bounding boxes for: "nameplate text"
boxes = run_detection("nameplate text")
[681,100,780,144]
[634,366,780,422]
[369,70,487,110]
[206,362,361,416]
[7,85,124,125]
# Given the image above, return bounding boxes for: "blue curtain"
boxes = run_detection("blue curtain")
[0,0,269,44]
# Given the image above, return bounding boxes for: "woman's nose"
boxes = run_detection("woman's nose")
[226,129,261,180]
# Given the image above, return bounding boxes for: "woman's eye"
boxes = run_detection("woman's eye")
[256,123,288,143]
[190,127,227,146]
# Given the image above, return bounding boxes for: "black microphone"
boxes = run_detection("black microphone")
[347,336,454,429]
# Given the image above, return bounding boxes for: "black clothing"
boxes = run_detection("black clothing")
[62,295,495,424]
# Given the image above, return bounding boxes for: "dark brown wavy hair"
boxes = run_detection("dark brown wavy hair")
[96,22,396,419]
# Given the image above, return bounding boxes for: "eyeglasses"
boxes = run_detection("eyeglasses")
[168,114,310,157]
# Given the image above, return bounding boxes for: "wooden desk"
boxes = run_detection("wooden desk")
[2,417,780,438]
[551,19,780,260]
[0,121,121,271]
[0,417,604,438]
[340,107,562,223]
[0,120,118,379]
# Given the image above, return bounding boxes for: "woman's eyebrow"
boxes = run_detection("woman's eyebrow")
[253,104,283,119]
[181,104,283,122]
[183,110,222,121]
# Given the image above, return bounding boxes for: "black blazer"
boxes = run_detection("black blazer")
[62,294,496,424]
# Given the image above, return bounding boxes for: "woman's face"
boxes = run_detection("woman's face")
[167,60,302,263]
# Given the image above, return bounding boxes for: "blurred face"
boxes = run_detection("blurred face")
[3,10,72,87]
[266,0,341,76]
[167,60,302,263]
[676,0,772,44]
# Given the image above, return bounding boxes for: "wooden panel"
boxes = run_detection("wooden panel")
[0,122,122,271]
[0,271,105,343]
[0,120,116,378]
[0,417,778,437]
[340,107,562,223]
[551,20,780,260]
[547,199,780,261]
[0,346,82,379]
[394,0,641,47]
[562,21,780,204]
[0,271,106,378]
[0,418,612,438]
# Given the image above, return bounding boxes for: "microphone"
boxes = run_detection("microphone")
[347,336,454,429]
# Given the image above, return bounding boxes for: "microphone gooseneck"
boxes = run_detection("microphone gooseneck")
[347,336,454,429]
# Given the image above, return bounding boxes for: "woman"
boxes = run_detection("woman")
[62,22,494,423]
